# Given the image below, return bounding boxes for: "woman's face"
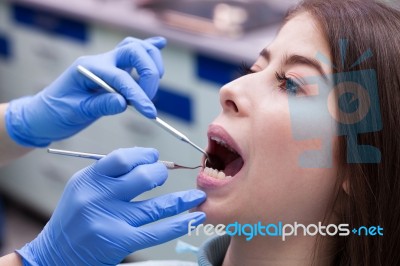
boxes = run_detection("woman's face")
[197,13,339,226]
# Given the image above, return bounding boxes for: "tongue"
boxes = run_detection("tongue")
[224,157,244,176]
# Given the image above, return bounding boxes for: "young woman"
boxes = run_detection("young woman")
[195,0,400,265]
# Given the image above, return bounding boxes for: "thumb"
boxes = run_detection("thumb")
[82,93,127,118]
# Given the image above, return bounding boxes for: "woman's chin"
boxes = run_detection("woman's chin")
[193,200,232,225]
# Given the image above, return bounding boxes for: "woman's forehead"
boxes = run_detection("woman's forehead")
[263,13,331,72]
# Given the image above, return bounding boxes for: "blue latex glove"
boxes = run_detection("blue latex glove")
[16,147,206,266]
[5,36,166,147]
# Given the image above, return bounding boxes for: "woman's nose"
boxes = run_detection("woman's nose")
[219,78,249,116]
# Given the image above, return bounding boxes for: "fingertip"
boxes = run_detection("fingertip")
[94,147,161,177]
[189,212,206,226]
[184,189,207,204]
[157,161,168,174]
[149,147,160,160]
[156,162,168,186]
[192,189,207,199]
[146,36,167,49]
[135,103,157,119]
[132,147,160,163]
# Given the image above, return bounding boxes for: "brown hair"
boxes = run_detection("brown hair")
[287,0,400,265]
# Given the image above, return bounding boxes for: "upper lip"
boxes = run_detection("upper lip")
[206,124,243,160]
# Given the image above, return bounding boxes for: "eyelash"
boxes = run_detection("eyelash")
[239,62,301,95]
[274,71,301,95]
[239,62,255,76]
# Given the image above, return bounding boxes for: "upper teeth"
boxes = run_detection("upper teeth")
[211,136,237,154]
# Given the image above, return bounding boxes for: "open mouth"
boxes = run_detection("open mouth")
[204,136,244,179]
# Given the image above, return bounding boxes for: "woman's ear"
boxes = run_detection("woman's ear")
[342,178,350,195]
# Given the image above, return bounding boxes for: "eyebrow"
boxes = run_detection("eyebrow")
[259,49,328,81]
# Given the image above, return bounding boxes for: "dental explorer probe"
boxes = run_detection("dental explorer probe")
[47,148,202,170]
[76,65,209,159]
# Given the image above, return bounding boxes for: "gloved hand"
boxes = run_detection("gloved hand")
[16,147,206,266]
[5,36,166,147]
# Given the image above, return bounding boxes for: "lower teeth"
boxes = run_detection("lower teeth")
[204,167,232,179]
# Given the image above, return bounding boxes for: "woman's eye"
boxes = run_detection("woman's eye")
[239,62,255,76]
[275,71,301,95]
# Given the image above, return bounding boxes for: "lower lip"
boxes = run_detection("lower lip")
[196,169,237,189]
